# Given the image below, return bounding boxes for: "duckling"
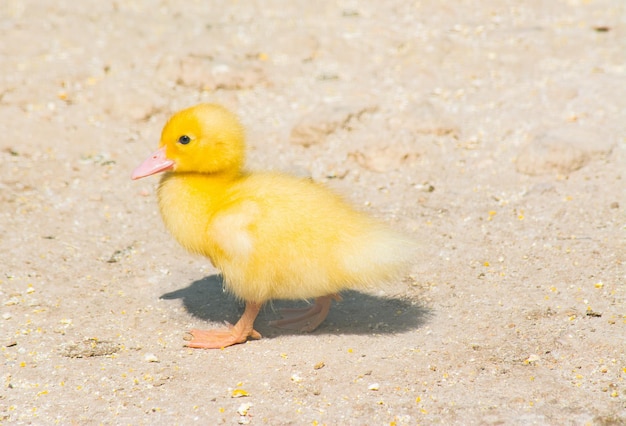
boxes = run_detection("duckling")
[132,104,415,349]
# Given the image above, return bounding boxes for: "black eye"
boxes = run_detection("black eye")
[178,135,191,145]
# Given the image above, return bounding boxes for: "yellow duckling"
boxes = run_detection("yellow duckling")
[132,104,415,349]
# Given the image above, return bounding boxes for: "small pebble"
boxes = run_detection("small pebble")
[237,402,252,416]
[368,383,380,391]
[144,353,159,363]
[4,297,19,306]
[525,354,540,365]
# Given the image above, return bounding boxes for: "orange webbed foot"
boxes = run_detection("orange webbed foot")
[185,302,262,349]
[185,327,262,349]
[270,294,341,332]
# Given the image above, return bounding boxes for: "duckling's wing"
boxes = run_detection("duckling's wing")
[208,200,260,261]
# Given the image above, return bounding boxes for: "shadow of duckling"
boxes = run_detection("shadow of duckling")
[161,274,431,338]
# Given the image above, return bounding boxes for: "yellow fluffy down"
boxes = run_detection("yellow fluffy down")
[158,171,415,304]
[148,103,416,305]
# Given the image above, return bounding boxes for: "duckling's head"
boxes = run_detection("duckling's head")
[132,104,245,179]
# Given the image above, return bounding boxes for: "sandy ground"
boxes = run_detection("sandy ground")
[1,1,625,424]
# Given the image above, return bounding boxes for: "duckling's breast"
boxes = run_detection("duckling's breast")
[156,173,224,261]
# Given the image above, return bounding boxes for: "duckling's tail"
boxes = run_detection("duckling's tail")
[340,223,418,286]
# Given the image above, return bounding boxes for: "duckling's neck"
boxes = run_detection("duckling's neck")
[167,169,243,184]
[156,170,244,257]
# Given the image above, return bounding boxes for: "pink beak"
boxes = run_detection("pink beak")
[131,146,175,180]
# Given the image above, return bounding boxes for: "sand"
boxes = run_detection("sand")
[1,1,625,424]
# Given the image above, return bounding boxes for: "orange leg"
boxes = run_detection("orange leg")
[186,302,262,349]
[270,294,341,332]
